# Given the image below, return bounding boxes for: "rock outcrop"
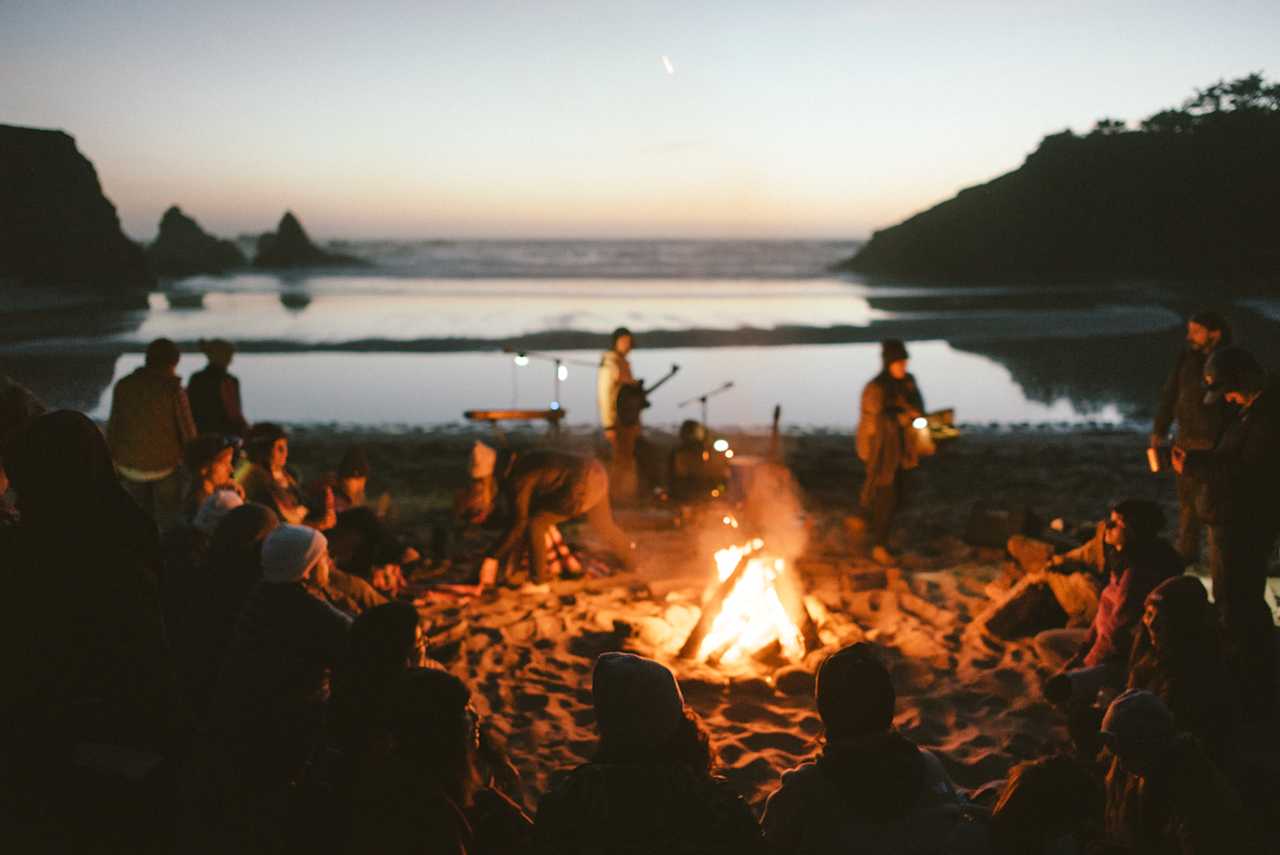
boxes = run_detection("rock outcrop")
[146,205,246,277]
[839,76,1280,285]
[0,124,152,289]
[253,211,366,269]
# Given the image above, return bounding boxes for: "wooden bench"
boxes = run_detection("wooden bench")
[464,408,566,436]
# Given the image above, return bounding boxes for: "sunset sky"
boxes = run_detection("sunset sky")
[4,1,1278,240]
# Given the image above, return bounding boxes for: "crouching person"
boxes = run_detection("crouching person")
[535,653,763,855]
[477,447,635,592]
[762,643,982,854]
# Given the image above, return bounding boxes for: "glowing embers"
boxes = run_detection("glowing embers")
[685,530,806,667]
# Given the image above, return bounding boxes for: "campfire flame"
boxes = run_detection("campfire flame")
[696,535,805,666]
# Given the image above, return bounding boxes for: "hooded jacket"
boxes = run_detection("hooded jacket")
[1153,339,1229,450]
[762,731,977,855]
[856,372,925,506]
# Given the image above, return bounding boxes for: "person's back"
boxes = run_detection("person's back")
[536,759,760,855]
[187,338,248,436]
[762,732,968,855]
[108,346,195,475]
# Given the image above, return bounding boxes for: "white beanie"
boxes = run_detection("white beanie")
[194,488,244,535]
[261,524,328,583]
[470,441,497,479]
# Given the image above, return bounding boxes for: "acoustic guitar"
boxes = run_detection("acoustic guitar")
[616,363,680,427]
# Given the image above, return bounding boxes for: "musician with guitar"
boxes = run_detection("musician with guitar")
[596,327,680,499]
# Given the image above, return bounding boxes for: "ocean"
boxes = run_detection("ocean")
[3,239,1239,430]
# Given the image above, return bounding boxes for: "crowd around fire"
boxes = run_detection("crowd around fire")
[1,312,1277,855]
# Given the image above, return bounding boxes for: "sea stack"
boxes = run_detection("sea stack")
[147,205,246,277]
[0,123,152,290]
[253,211,366,269]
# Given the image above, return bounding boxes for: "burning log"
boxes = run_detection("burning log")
[678,551,752,659]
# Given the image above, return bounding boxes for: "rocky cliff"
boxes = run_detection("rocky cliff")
[0,124,152,290]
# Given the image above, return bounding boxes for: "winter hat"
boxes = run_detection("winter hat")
[816,643,896,738]
[1100,689,1176,760]
[881,339,909,366]
[469,441,498,479]
[194,488,245,535]
[592,652,686,747]
[338,445,370,479]
[261,524,328,583]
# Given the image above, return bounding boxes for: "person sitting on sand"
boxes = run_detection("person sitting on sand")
[187,337,250,437]
[475,446,635,593]
[1124,575,1236,765]
[1100,690,1252,854]
[855,339,928,566]
[236,422,336,530]
[204,523,351,851]
[988,754,1104,855]
[535,652,763,855]
[347,667,532,855]
[762,643,979,854]
[326,507,409,599]
[1038,500,1182,708]
[183,433,244,519]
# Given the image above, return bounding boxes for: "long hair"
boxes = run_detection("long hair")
[594,707,717,778]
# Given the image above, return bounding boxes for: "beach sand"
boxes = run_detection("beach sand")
[287,424,1188,813]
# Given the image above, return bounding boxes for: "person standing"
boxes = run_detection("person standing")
[597,326,640,498]
[855,339,926,565]
[1151,311,1230,564]
[107,337,198,530]
[1173,345,1279,719]
[187,337,249,437]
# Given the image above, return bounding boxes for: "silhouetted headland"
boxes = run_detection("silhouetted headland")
[0,123,152,296]
[839,75,1280,288]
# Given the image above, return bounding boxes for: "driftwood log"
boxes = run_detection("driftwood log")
[678,552,752,659]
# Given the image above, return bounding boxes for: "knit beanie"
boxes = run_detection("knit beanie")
[338,446,370,479]
[261,524,328,583]
[881,339,909,366]
[592,652,686,748]
[1101,689,1175,759]
[194,488,245,535]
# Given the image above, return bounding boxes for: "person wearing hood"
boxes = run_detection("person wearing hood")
[1172,344,1280,720]
[205,523,351,850]
[1151,311,1231,564]
[535,652,762,855]
[1039,500,1182,708]
[1100,690,1252,854]
[2,410,177,851]
[477,446,635,592]
[347,667,532,855]
[988,754,1104,855]
[107,337,198,530]
[1125,575,1236,765]
[187,337,249,437]
[855,339,927,565]
[762,643,978,855]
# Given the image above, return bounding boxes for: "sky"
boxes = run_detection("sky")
[3,1,1278,241]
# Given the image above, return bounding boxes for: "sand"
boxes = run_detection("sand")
[284,424,1215,814]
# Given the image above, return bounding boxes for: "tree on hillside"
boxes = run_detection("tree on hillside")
[1090,118,1128,136]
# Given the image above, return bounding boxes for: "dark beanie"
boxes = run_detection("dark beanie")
[592,652,686,748]
[338,445,370,478]
[881,339,909,366]
[184,433,236,472]
[1146,575,1210,628]
[816,643,895,738]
